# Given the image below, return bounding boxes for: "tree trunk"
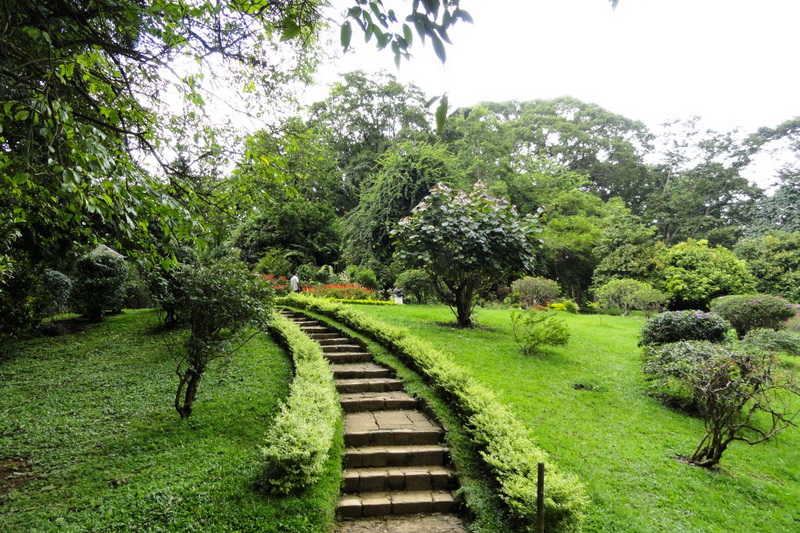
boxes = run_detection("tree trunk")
[455,283,475,327]
[175,366,202,419]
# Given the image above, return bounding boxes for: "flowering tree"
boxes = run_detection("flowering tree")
[392,182,540,326]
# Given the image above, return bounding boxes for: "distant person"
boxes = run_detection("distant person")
[392,286,404,304]
[290,273,300,293]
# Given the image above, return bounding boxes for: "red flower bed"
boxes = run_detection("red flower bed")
[302,283,376,300]
[260,274,289,295]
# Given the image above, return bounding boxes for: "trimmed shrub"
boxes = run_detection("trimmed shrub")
[511,276,561,307]
[262,314,340,493]
[511,309,570,355]
[74,252,127,322]
[44,269,72,317]
[395,269,436,304]
[552,298,580,314]
[279,294,588,533]
[709,294,795,338]
[639,310,731,346]
[742,328,800,356]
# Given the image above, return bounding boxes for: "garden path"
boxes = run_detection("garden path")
[280,310,467,532]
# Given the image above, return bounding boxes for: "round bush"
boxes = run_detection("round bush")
[742,328,800,356]
[395,269,435,304]
[354,268,378,290]
[709,294,796,338]
[75,252,127,322]
[511,276,561,307]
[639,310,732,346]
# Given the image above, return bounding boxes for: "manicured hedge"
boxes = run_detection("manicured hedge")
[261,313,341,494]
[709,294,795,338]
[280,294,588,533]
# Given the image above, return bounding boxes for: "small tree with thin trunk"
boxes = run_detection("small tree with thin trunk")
[173,258,272,418]
[644,341,800,467]
[392,182,540,327]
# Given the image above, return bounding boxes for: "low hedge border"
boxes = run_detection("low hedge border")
[279,294,588,533]
[261,312,342,494]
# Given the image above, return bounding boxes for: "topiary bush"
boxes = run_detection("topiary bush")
[74,252,127,322]
[709,294,795,338]
[639,310,732,346]
[511,276,561,307]
[742,328,800,356]
[511,309,570,355]
[44,269,72,318]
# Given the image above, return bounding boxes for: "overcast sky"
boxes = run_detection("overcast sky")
[304,0,800,135]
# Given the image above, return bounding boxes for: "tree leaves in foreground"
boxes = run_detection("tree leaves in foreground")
[393,181,540,326]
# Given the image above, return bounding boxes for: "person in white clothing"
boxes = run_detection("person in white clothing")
[290,273,300,292]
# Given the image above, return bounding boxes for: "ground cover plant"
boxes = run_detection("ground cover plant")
[351,304,800,533]
[0,309,341,532]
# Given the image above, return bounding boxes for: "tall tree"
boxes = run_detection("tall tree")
[307,70,433,211]
[734,231,800,303]
[343,141,463,267]
[645,119,763,247]
[539,190,615,302]
[592,208,660,288]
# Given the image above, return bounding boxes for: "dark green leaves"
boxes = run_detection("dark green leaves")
[343,0,469,66]
[341,20,353,49]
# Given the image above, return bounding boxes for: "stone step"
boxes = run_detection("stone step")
[332,363,392,380]
[316,337,354,346]
[342,466,457,493]
[338,491,455,518]
[324,352,374,364]
[336,378,404,394]
[299,325,333,334]
[344,410,442,447]
[340,391,419,412]
[308,332,342,340]
[344,445,449,468]
[321,343,364,353]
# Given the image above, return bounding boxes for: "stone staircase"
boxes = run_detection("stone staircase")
[280,309,459,519]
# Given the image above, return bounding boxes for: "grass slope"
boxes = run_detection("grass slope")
[0,309,340,533]
[354,304,800,533]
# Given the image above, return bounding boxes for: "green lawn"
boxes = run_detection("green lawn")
[353,304,800,533]
[0,309,341,533]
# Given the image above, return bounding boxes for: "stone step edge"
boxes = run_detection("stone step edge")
[342,466,457,492]
[338,491,455,518]
[344,445,450,468]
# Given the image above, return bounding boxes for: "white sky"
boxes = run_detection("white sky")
[304,0,800,134]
